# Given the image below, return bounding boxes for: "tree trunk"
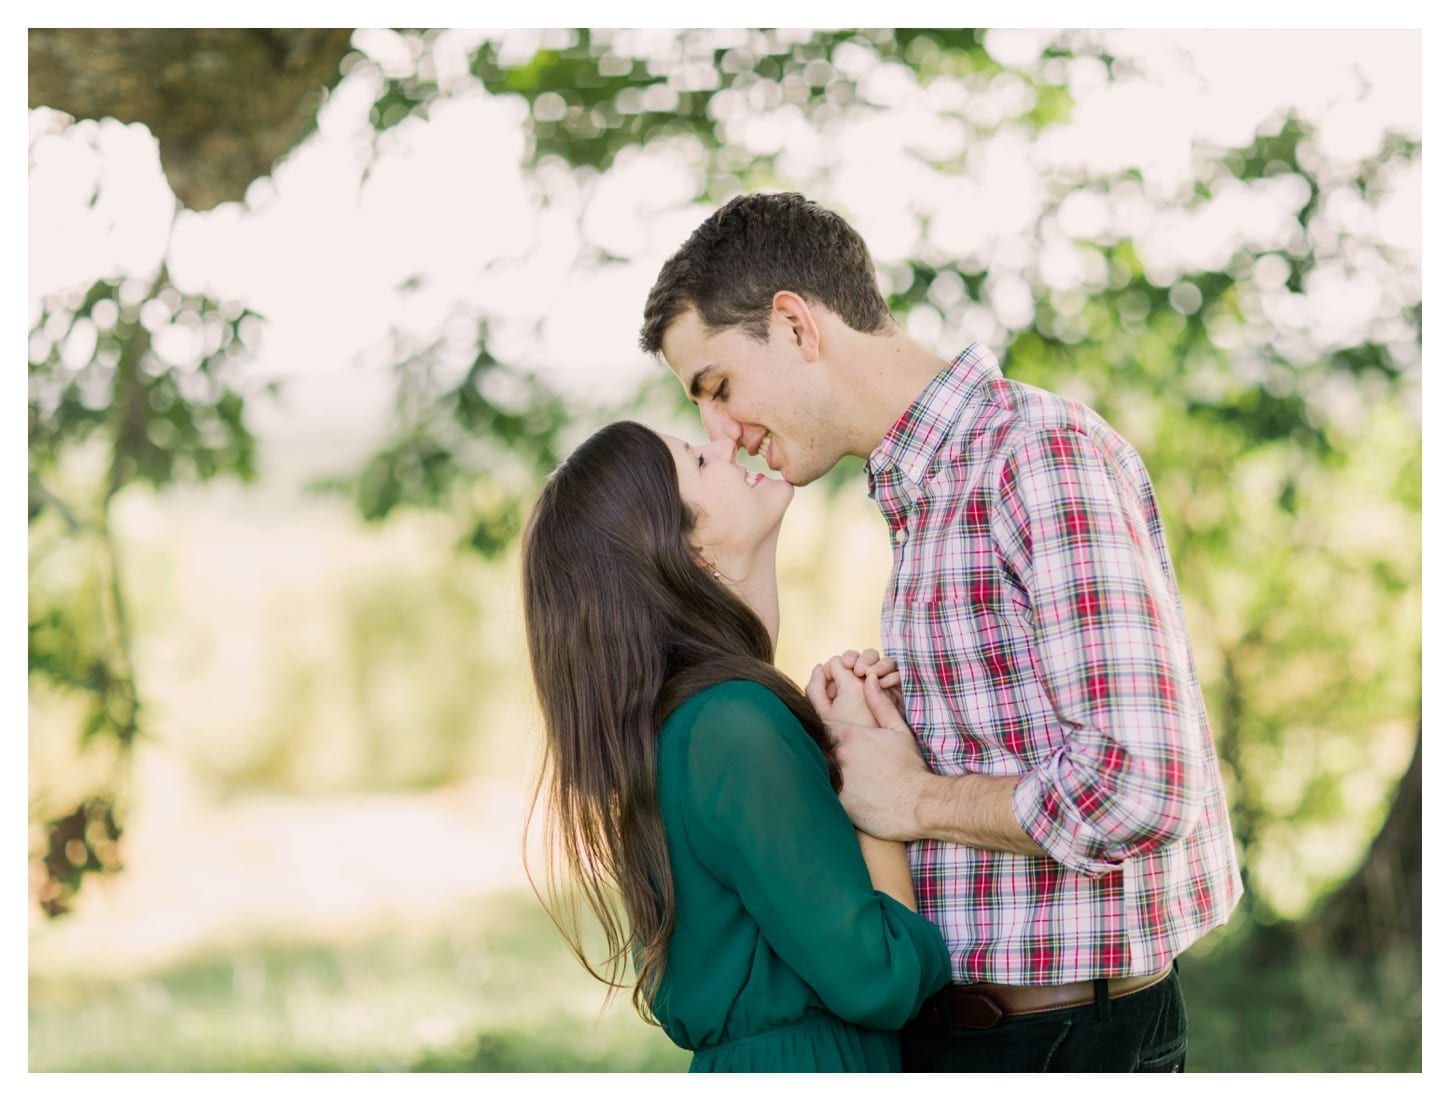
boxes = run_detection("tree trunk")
[1307,723,1421,958]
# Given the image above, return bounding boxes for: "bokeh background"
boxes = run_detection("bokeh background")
[27,27,1421,1072]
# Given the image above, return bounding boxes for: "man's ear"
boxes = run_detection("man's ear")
[771,290,821,362]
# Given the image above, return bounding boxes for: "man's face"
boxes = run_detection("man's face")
[659,306,841,487]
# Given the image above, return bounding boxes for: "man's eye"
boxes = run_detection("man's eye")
[713,381,729,401]
[697,453,706,468]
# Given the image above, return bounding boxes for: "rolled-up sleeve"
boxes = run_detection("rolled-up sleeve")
[994,427,1208,875]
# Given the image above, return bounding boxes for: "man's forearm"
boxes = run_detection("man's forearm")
[916,772,1048,857]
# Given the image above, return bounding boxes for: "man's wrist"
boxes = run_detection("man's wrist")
[911,770,960,842]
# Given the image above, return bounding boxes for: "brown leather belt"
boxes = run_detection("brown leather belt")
[919,963,1175,1030]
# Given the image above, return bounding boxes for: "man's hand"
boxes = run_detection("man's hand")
[821,673,1052,858]
[813,671,933,841]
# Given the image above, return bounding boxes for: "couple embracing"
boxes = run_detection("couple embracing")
[522,192,1243,1073]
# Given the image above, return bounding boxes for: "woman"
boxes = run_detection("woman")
[521,420,949,1073]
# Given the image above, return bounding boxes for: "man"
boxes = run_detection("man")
[640,191,1243,1072]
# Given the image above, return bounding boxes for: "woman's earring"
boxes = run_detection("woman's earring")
[712,570,722,580]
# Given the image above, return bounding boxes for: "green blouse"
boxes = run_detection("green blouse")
[651,680,951,1072]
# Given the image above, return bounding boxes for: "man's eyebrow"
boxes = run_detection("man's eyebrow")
[687,364,716,400]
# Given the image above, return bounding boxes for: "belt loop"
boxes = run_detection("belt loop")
[1094,977,1111,1025]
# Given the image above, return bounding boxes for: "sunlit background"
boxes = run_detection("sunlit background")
[27,26,1421,1072]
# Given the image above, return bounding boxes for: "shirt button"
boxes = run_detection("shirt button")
[895,527,908,545]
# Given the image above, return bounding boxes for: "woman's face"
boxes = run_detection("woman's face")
[660,432,794,573]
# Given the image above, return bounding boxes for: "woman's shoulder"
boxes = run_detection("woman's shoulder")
[661,678,816,765]
[664,678,793,731]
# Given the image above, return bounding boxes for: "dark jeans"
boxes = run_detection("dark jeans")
[901,966,1188,1072]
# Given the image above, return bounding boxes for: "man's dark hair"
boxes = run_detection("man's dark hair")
[639,192,894,355]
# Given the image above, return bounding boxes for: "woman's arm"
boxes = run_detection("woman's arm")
[680,682,950,1030]
[855,830,917,912]
[808,658,923,910]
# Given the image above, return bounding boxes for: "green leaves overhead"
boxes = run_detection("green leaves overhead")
[379,29,1014,178]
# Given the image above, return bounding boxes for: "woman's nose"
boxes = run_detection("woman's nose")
[706,437,738,463]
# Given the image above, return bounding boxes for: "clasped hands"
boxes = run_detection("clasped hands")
[805,649,932,842]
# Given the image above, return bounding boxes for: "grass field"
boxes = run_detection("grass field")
[29,889,687,1072]
[28,888,1419,1073]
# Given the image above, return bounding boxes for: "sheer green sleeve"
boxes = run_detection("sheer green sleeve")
[677,681,951,1030]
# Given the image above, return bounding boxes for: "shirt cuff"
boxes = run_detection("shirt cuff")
[1011,767,1124,877]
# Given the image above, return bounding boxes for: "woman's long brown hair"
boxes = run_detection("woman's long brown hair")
[521,421,838,1021]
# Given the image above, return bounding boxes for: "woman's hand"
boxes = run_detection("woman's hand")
[805,656,875,728]
[809,662,935,841]
[836,648,905,715]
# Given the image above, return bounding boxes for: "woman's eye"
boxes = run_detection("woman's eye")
[714,381,729,401]
[697,453,706,468]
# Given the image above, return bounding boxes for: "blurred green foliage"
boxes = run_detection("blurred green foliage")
[28,262,268,912]
[31,797,124,919]
[29,270,263,491]
[1177,932,1421,1072]
[308,319,578,556]
[28,28,1420,963]
[346,26,1425,931]
[471,30,1001,176]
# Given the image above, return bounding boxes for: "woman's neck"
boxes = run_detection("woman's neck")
[724,542,782,649]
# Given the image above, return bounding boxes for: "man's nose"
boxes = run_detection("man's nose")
[700,401,742,445]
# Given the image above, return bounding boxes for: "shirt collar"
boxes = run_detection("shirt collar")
[866,343,1002,493]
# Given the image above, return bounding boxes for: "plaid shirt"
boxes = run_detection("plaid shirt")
[868,344,1243,985]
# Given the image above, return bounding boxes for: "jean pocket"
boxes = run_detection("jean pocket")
[1136,1037,1187,1072]
[1134,972,1188,1071]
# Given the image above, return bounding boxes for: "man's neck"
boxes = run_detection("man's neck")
[830,324,950,459]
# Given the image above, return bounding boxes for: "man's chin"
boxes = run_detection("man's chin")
[775,449,833,487]
[781,462,821,488]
